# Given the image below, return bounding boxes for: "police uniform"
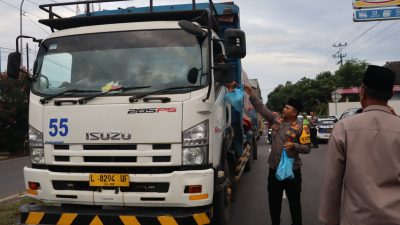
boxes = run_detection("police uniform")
[319,65,400,225]
[249,96,311,225]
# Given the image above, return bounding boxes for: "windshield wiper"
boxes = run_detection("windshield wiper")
[78,86,151,104]
[40,89,100,104]
[129,86,203,103]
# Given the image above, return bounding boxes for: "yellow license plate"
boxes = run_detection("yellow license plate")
[89,174,130,187]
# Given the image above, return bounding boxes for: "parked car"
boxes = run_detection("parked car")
[317,117,337,142]
[339,108,362,120]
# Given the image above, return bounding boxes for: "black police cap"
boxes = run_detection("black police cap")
[363,65,395,93]
[287,98,303,113]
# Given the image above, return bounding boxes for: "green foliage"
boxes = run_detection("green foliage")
[0,197,42,225]
[266,60,368,116]
[335,59,368,88]
[0,72,30,154]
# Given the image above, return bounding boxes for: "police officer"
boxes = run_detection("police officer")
[309,111,318,148]
[319,65,400,225]
[244,85,311,225]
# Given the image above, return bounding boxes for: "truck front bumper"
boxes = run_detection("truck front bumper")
[20,203,211,225]
[24,167,214,207]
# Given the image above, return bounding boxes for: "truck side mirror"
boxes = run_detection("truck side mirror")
[214,63,234,83]
[7,52,22,79]
[224,29,246,59]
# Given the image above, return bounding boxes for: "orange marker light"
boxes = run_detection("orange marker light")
[189,194,209,201]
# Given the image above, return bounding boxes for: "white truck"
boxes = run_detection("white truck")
[7,1,255,224]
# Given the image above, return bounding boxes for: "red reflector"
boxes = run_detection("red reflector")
[188,185,202,194]
[28,182,40,190]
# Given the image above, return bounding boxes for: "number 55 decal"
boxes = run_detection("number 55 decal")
[49,118,69,137]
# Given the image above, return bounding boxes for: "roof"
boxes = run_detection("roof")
[384,61,400,85]
[336,85,400,94]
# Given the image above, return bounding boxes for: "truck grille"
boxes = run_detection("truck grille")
[84,156,137,163]
[50,143,178,165]
[52,181,169,193]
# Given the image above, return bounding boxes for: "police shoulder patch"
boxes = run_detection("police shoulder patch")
[299,125,311,144]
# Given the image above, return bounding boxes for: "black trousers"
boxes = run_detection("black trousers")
[310,128,318,147]
[268,168,302,225]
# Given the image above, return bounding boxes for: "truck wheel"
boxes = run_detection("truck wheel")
[244,149,252,172]
[211,161,233,225]
[252,137,258,160]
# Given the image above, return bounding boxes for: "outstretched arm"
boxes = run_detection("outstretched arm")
[244,84,277,123]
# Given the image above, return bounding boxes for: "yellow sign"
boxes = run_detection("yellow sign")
[353,0,400,8]
[89,173,129,187]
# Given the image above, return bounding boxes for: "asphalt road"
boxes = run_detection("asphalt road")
[229,135,327,225]
[0,156,30,199]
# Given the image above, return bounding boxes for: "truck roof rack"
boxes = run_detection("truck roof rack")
[38,0,223,32]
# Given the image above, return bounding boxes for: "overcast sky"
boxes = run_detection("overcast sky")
[1,0,399,99]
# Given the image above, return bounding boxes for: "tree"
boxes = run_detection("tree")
[265,60,368,116]
[0,71,30,154]
[334,59,368,88]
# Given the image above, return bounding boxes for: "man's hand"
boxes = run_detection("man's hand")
[244,84,254,95]
[284,142,297,157]
[283,141,295,150]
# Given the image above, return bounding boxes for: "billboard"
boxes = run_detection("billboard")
[354,7,400,21]
[353,0,400,8]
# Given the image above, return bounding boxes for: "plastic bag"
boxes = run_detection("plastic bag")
[275,148,295,181]
[224,86,244,112]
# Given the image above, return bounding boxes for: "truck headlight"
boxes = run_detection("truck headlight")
[182,120,209,165]
[29,126,44,164]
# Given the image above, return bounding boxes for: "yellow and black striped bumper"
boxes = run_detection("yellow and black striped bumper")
[20,204,211,225]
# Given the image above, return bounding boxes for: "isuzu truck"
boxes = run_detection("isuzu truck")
[7,1,256,224]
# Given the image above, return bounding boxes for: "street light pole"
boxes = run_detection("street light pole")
[20,0,25,53]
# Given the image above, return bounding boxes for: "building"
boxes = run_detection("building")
[328,85,400,117]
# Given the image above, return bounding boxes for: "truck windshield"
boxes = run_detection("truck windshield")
[32,29,205,96]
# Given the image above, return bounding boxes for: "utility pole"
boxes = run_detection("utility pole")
[0,47,2,73]
[332,43,347,66]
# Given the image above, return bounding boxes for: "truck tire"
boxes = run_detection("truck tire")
[252,136,258,160]
[244,149,252,172]
[211,160,233,225]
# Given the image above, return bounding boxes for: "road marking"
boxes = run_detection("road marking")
[268,148,271,153]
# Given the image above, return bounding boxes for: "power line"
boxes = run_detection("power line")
[351,28,400,55]
[24,13,51,35]
[341,21,382,52]
[26,0,39,6]
[334,23,367,44]
[347,20,400,54]
[0,0,44,20]
[49,0,76,14]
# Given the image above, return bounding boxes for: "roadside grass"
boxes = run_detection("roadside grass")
[0,197,42,225]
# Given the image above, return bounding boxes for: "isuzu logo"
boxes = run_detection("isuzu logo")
[86,131,132,140]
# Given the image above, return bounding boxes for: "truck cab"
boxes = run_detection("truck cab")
[8,1,251,224]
